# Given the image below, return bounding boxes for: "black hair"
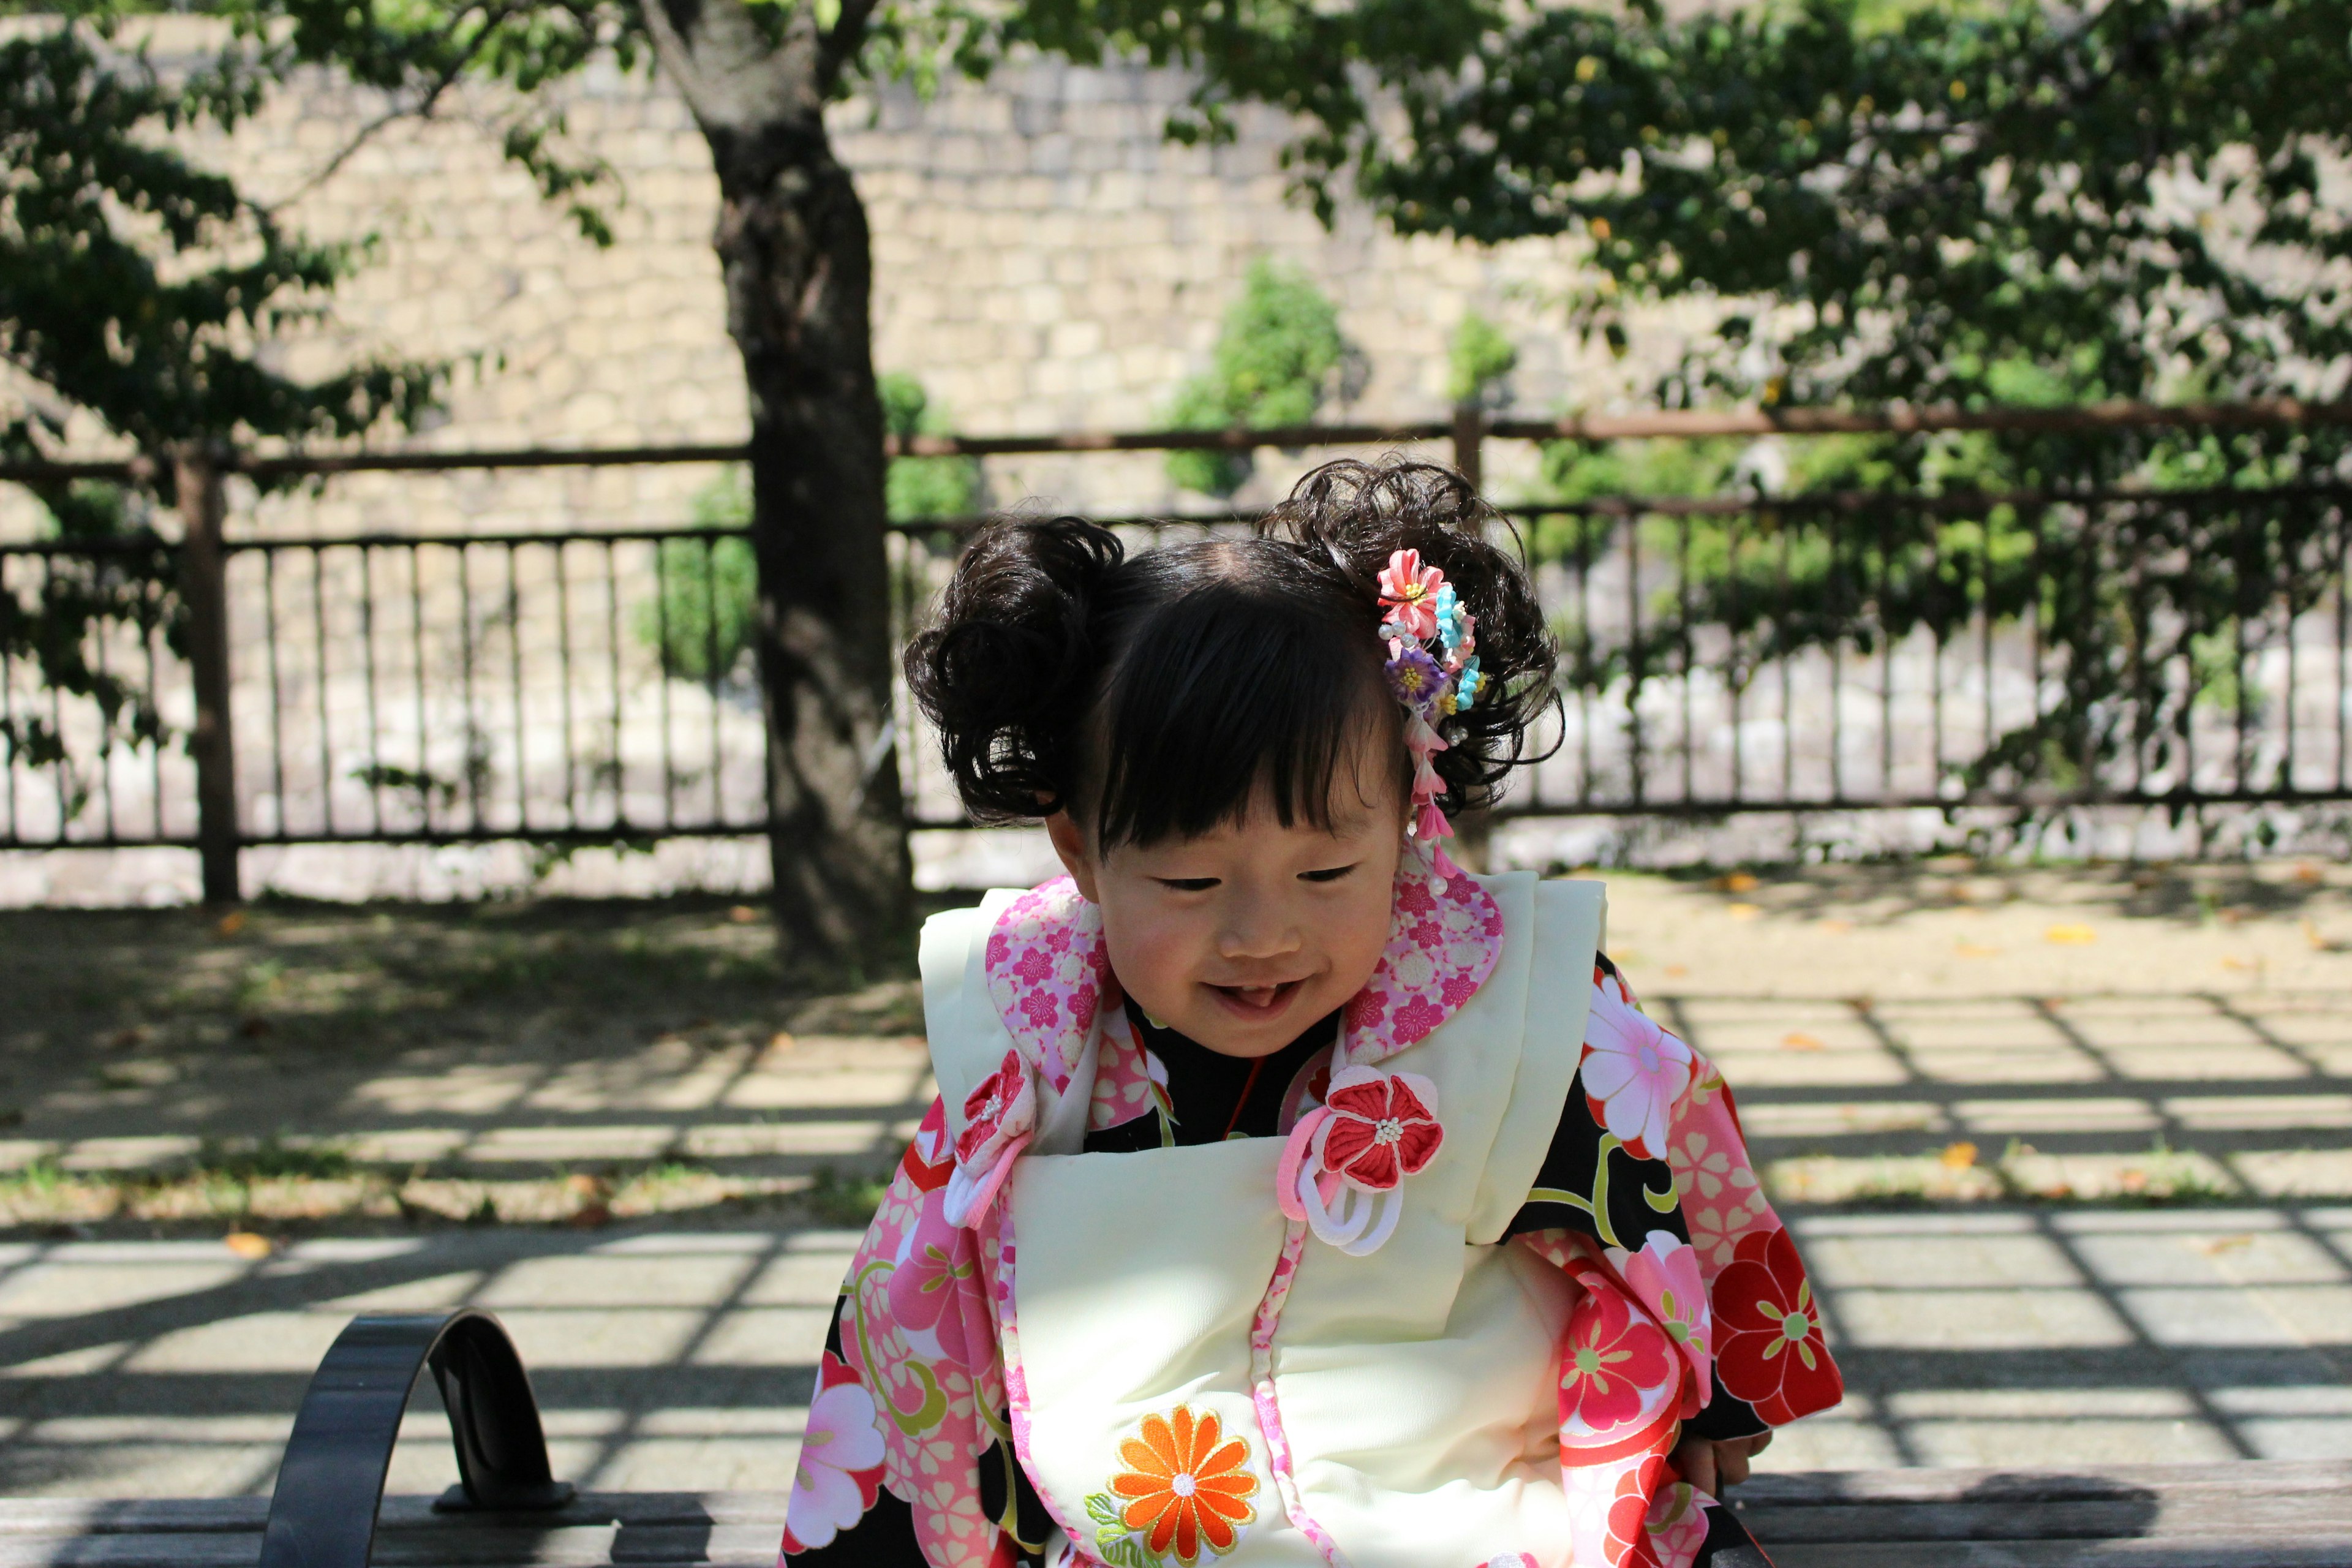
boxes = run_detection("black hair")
[904,458,1558,848]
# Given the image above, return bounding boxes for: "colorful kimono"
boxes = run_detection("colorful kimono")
[783,869,1840,1568]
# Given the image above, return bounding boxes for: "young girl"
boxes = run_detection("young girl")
[782,460,1841,1568]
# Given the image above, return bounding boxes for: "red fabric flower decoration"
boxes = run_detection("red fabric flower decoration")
[1315,1066,1444,1191]
[1559,1284,1675,1434]
[1713,1226,1844,1425]
[955,1047,1036,1170]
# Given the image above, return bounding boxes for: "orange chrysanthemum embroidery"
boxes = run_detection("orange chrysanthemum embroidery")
[1093,1405,1259,1566]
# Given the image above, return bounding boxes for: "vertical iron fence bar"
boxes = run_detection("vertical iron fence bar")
[2127,504,2150,798]
[311,545,333,837]
[1877,503,1894,799]
[507,542,526,832]
[2026,502,2045,793]
[1727,511,1744,807]
[1927,516,1943,795]
[555,542,578,828]
[458,543,480,831]
[1980,515,1994,783]
[655,538,675,826]
[361,546,384,834]
[48,586,67,840]
[704,534,722,823]
[606,538,625,829]
[1576,512,1594,806]
[263,547,287,839]
[1829,513,1847,804]
[1779,518,1794,802]
[2234,502,2253,794]
[2282,496,2299,793]
[1676,513,1694,802]
[1,558,15,842]
[1626,508,1645,807]
[410,545,431,834]
[2075,503,2098,797]
[91,596,118,839]
[144,594,164,840]
[2182,503,2198,796]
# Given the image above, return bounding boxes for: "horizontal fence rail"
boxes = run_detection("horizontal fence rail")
[4,406,2351,889]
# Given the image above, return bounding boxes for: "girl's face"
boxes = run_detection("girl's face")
[1046,736,1409,1059]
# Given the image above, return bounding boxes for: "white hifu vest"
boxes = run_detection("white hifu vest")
[921,873,1607,1568]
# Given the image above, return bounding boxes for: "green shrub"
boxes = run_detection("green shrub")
[641,472,759,685]
[640,374,975,684]
[1164,259,1348,498]
[1448,311,1518,409]
[882,372,983,521]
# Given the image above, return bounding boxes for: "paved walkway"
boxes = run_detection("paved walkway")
[4,1208,2348,1498]
[2,862,2348,1494]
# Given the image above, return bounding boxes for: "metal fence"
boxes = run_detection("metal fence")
[6,409,2352,887]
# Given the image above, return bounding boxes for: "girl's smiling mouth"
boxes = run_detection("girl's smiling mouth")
[1207,978,1305,1019]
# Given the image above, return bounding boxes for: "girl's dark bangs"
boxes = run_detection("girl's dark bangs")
[1091,582,1384,848]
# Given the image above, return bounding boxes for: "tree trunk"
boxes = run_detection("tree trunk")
[639,0,911,968]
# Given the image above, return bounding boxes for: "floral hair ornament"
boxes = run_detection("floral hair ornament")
[1275,1064,1444,1256]
[941,1046,1036,1227]
[1377,549,1482,873]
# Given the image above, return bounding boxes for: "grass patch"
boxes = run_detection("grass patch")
[803,1166,891,1227]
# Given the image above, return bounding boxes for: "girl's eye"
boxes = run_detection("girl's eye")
[1157,876,1220,892]
[1300,864,1357,884]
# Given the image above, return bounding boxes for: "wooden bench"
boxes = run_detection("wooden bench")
[1,1311,2345,1566]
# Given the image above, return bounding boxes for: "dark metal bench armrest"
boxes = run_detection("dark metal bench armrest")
[259,1308,575,1568]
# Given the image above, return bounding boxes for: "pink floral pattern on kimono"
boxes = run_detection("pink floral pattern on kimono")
[1513,971,1842,1568]
[819,1099,1014,1567]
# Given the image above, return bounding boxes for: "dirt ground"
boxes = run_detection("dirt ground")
[3,858,2349,1234]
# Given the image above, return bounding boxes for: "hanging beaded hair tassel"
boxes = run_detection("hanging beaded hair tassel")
[1376,549,1483,888]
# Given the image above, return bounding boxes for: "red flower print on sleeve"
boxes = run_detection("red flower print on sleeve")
[1559,1284,1675,1434]
[1711,1226,1844,1425]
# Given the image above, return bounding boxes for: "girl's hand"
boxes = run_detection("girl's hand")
[1669,1429,1772,1497]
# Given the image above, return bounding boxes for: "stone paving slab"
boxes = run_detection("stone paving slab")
[2,1210,2348,1498]
[5,865,2352,1496]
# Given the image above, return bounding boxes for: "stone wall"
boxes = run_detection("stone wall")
[3,26,1689,540]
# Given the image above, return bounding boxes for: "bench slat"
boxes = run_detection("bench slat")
[1773,1542,2352,1567]
[1,1463,2344,1567]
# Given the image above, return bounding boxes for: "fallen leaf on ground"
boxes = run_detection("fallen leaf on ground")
[1715,872,1760,893]
[2043,924,2098,945]
[1954,941,2002,958]
[1818,919,1853,935]
[1780,1031,1826,1052]
[728,905,760,924]
[2293,864,2323,884]
[2220,955,2263,971]
[214,911,246,938]
[1662,964,1689,979]
[2199,1234,2255,1254]
[224,1232,271,1259]
[1726,903,1762,921]
[1940,1141,1978,1169]
[764,1030,797,1057]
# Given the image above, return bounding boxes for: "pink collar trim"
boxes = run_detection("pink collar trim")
[981,856,1504,1087]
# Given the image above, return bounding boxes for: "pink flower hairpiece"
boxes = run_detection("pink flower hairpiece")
[1376,549,1483,850]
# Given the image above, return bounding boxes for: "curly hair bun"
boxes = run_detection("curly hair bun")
[1258,459,1558,812]
[903,514,1123,822]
